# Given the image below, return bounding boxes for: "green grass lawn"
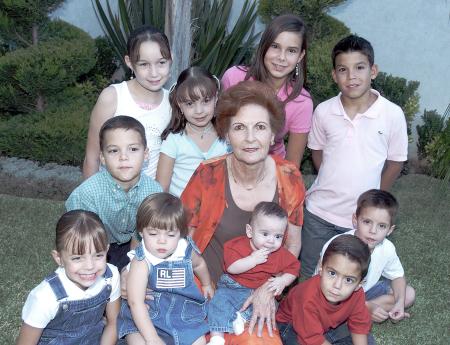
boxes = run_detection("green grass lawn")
[1,174,449,344]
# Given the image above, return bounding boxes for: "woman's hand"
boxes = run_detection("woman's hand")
[240,281,277,337]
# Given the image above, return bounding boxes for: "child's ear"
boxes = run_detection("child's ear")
[387,224,395,236]
[124,55,133,70]
[370,64,379,80]
[51,250,63,267]
[99,151,106,166]
[331,69,337,84]
[245,224,253,239]
[297,49,306,64]
[352,213,358,229]
[354,282,363,291]
[144,147,149,161]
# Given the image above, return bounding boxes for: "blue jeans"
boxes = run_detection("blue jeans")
[300,208,351,277]
[278,322,376,345]
[208,274,254,333]
[365,278,391,300]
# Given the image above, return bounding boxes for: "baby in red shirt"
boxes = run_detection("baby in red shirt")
[276,235,373,345]
[207,202,300,345]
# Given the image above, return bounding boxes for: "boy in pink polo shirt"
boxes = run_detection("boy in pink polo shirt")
[300,35,408,276]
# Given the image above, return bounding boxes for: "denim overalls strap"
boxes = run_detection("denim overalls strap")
[38,266,113,345]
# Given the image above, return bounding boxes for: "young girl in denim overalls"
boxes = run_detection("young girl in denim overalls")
[118,193,214,345]
[16,210,121,345]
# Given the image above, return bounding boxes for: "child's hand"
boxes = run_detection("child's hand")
[389,302,409,322]
[250,248,270,265]
[267,276,287,296]
[202,284,215,299]
[366,301,389,323]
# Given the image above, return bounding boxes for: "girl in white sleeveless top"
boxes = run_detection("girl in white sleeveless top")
[83,25,172,179]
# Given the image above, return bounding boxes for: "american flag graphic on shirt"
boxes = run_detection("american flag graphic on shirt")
[156,267,186,289]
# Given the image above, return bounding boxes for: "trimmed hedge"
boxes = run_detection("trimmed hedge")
[0,20,96,114]
[0,83,96,166]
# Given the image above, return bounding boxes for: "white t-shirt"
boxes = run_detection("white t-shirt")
[316,230,404,291]
[127,238,188,268]
[112,81,171,178]
[22,264,120,328]
[160,132,230,196]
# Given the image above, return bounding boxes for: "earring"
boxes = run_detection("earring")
[295,63,299,77]
[130,70,135,80]
[271,138,275,146]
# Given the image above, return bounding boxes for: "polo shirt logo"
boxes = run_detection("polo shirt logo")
[378,130,383,134]
[156,268,186,288]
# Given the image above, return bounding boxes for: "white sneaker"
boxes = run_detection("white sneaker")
[207,335,225,345]
[232,311,246,335]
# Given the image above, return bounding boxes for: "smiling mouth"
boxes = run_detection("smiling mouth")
[79,273,97,281]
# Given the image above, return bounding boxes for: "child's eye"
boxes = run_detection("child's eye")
[270,43,278,49]
[233,124,244,131]
[185,101,193,107]
[71,256,81,261]
[337,67,346,73]
[204,97,210,103]
[378,224,387,230]
[139,63,149,67]
[256,124,267,130]
[345,277,356,284]
[160,59,167,65]
[275,234,283,240]
[96,253,105,258]
[130,146,140,152]
[357,65,366,70]
[107,149,118,154]
[363,219,371,225]
[288,48,298,54]
[327,270,336,277]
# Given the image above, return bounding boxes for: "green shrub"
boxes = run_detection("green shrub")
[83,36,118,81]
[372,72,420,137]
[0,83,95,165]
[425,117,450,180]
[416,109,445,158]
[0,21,96,114]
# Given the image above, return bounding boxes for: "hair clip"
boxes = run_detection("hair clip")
[169,82,177,94]
[212,75,221,92]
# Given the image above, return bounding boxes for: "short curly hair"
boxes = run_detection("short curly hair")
[215,80,285,140]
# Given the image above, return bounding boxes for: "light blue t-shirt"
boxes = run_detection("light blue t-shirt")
[65,170,162,244]
[160,132,230,197]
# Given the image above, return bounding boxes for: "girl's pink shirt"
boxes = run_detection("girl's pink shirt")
[221,66,313,158]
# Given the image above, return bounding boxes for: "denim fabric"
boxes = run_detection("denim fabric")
[365,278,391,301]
[300,208,351,277]
[38,266,113,345]
[277,322,376,345]
[208,274,254,333]
[107,241,131,272]
[118,237,209,345]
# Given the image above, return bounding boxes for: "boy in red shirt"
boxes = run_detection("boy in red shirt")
[207,202,300,345]
[276,235,373,345]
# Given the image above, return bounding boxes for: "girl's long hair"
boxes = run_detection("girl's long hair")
[245,14,308,104]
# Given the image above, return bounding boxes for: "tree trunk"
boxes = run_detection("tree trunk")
[32,24,39,45]
[165,0,192,86]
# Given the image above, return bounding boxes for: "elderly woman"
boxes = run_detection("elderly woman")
[181,80,305,342]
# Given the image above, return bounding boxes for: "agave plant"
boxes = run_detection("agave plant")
[92,0,259,78]
[191,0,260,76]
[92,0,164,67]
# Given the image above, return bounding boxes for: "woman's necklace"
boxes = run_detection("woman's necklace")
[229,158,266,191]
[187,122,213,139]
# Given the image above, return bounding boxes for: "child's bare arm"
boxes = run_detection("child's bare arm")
[16,323,43,345]
[380,160,403,190]
[191,250,214,299]
[127,259,164,344]
[267,273,297,296]
[311,149,323,172]
[351,333,368,345]
[227,248,270,275]
[100,298,120,345]
[320,340,332,345]
[155,153,175,192]
[389,276,408,321]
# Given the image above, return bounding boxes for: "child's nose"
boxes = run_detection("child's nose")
[119,151,129,160]
[84,257,94,270]
[278,49,286,61]
[333,277,343,289]
[157,235,167,244]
